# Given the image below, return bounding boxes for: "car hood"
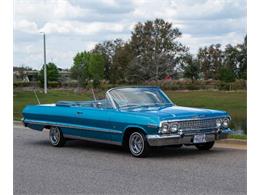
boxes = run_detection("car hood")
[126,105,228,121]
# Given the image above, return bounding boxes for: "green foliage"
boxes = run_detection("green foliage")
[70,51,105,88]
[219,68,236,83]
[223,44,240,78]
[13,81,40,88]
[70,51,90,87]
[197,44,223,80]
[68,20,246,85]
[39,62,59,86]
[48,81,61,88]
[183,54,200,81]
[111,43,133,83]
[88,53,105,88]
[93,39,124,81]
[128,18,188,81]
[88,53,105,80]
[218,82,231,91]
[237,36,247,79]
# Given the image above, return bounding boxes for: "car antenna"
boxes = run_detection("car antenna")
[33,88,41,104]
[91,88,96,101]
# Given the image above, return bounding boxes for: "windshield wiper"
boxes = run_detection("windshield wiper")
[120,103,172,109]
[120,104,140,109]
[141,103,172,107]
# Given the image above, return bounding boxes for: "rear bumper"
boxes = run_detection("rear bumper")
[146,128,233,147]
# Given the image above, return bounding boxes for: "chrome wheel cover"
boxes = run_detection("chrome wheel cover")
[49,127,60,145]
[129,132,144,156]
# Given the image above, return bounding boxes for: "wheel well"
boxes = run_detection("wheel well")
[44,125,51,129]
[122,127,146,148]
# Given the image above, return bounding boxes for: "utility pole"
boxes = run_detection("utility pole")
[41,32,47,94]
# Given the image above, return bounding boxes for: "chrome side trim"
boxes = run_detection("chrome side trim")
[63,134,122,146]
[147,134,181,139]
[24,119,122,134]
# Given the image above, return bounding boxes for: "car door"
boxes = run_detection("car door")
[70,106,122,144]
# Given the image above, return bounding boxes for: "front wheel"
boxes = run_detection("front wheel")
[49,127,65,147]
[128,132,150,157]
[195,141,215,150]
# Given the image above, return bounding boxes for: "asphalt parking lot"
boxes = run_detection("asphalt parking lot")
[14,125,247,195]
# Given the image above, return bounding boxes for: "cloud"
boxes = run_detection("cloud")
[14,0,247,69]
[180,31,245,54]
[39,21,126,35]
[14,19,38,33]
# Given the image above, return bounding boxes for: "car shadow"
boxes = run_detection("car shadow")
[28,139,227,159]
[66,139,127,155]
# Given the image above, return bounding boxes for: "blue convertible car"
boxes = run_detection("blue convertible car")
[22,87,232,157]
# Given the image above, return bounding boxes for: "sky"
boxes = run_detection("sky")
[14,0,247,70]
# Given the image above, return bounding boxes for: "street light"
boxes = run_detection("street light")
[40,32,47,94]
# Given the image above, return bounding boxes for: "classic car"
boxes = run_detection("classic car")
[22,87,232,157]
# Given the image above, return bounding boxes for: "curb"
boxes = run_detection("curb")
[216,139,247,145]
[14,121,23,126]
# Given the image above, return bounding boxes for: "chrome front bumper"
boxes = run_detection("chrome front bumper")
[146,128,232,147]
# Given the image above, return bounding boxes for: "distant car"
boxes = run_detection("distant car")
[22,87,232,157]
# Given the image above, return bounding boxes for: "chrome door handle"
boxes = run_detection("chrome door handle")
[76,111,83,114]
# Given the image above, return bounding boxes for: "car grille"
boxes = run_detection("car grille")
[178,118,217,131]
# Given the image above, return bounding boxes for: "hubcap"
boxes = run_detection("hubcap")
[49,127,60,145]
[129,132,144,155]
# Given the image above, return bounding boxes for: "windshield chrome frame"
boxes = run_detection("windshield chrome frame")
[106,87,174,110]
[105,89,118,110]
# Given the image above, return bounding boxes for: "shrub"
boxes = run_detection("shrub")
[230,80,247,90]
[48,81,61,88]
[61,80,79,88]
[218,82,231,91]
[14,81,40,88]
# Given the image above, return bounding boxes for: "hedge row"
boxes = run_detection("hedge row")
[13,79,247,91]
[144,79,247,91]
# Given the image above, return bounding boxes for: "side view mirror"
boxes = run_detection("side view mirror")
[96,102,102,108]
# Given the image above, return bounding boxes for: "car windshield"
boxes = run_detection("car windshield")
[107,87,173,109]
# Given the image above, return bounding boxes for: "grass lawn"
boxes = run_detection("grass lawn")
[14,89,247,136]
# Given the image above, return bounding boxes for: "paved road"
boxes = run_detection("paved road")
[14,126,247,195]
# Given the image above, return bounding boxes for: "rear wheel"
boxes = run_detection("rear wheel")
[49,127,65,147]
[195,141,215,150]
[128,132,150,157]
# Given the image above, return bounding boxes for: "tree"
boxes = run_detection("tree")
[129,18,188,81]
[237,36,247,79]
[183,54,200,82]
[197,44,223,80]
[39,62,59,86]
[93,39,124,81]
[88,53,105,87]
[70,51,90,87]
[218,67,236,82]
[111,43,134,83]
[221,44,240,81]
[70,51,105,88]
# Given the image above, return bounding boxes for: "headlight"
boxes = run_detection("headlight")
[170,123,178,133]
[159,122,179,134]
[216,119,222,128]
[222,118,230,128]
[160,123,169,134]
